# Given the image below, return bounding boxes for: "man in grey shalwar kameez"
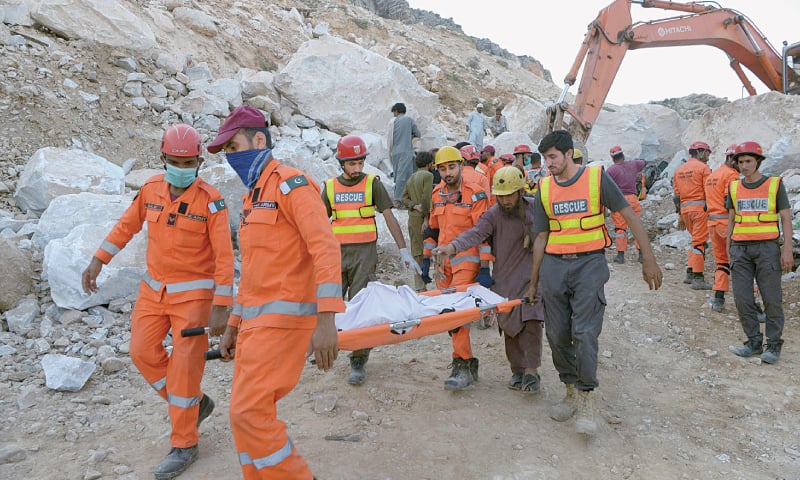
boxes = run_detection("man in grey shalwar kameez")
[388,102,420,201]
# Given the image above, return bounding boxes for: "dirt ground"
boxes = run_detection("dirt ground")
[2,245,798,480]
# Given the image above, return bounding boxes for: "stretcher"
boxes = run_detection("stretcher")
[336,283,527,351]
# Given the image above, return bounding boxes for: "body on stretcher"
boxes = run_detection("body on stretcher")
[336,282,527,352]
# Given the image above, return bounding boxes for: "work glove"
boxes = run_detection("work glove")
[421,257,432,284]
[400,248,423,275]
[476,267,493,288]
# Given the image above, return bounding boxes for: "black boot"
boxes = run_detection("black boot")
[444,358,474,391]
[154,446,198,480]
[613,251,625,264]
[733,336,763,358]
[348,353,369,386]
[468,357,479,382]
[761,340,783,364]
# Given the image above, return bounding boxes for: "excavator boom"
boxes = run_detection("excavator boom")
[545,0,800,145]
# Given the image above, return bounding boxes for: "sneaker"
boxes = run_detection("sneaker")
[613,252,625,264]
[761,342,782,364]
[154,446,198,480]
[197,394,214,426]
[732,339,763,358]
[348,355,368,386]
[444,358,474,391]
[709,297,724,312]
[508,372,523,390]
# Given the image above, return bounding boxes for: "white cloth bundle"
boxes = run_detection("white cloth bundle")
[335,282,507,331]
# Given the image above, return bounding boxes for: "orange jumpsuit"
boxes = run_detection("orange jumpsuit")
[704,164,740,293]
[429,178,491,360]
[227,158,345,480]
[462,165,490,195]
[673,158,711,273]
[94,174,234,449]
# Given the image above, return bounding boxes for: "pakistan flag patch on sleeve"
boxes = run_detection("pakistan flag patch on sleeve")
[279,175,309,195]
[208,199,227,214]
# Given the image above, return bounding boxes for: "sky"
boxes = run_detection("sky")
[406,0,799,105]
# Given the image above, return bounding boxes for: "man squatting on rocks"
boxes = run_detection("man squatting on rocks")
[82,124,234,479]
[529,130,662,435]
[434,166,545,393]
[321,134,421,386]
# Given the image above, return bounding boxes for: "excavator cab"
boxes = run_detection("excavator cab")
[783,41,800,95]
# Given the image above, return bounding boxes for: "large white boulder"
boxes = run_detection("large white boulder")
[44,222,146,310]
[489,132,535,157]
[682,91,800,174]
[34,193,133,247]
[503,95,548,145]
[198,162,247,234]
[14,148,125,215]
[274,36,440,136]
[31,0,156,51]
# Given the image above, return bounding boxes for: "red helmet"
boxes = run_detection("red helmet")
[689,141,711,153]
[335,135,368,161]
[724,143,738,157]
[609,145,623,157]
[499,153,515,163]
[459,145,480,161]
[161,124,202,157]
[732,141,764,160]
[513,144,532,154]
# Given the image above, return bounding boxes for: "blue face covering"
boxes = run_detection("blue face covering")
[226,149,272,190]
[164,164,198,188]
[523,155,532,167]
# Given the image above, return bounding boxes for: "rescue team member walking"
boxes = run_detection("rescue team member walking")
[400,151,436,290]
[529,130,662,436]
[82,124,234,479]
[606,146,646,264]
[704,144,741,312]
[727,141,794,364]
[209,106,345,480]
[434,167,545,394]
[321,134,421,386]
[425,145,492,390]
[673,141,713,290]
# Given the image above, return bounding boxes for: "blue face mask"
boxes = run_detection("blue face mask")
[164,164,198,188]
[226,149,272,190]
[523,156,532,167]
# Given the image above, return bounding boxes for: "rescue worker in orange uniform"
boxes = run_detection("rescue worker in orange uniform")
[727,141,794,364]
[606,146,646,264]
[426,145,492,390]
[673,141,712,290]
[81,124,234,480]
[459,144,491,194]
[209,106,345,480]
[321,135,421,386]
[480,145,500,188]
[529,130,662,436]
[704,144,741,312]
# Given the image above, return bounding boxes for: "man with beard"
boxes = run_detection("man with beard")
[433,166,544,394]
[321,134,420,386]
[425,145,492,390]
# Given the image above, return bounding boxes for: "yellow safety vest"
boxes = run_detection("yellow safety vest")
[730,176,780,241]
[325,174,377,244]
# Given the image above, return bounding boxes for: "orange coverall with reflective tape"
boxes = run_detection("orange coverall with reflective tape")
[673,158,711,273]
[429,178,491,360]
[227,158,345,480]
[704,163,740,292]
[93,174,234,448]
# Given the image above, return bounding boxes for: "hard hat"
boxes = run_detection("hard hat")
[161,124,202,157]
[499,153,515,163]
[481,145,495,154]
[459,144,480,161]
[689,141,711,152]
[335,135,368,161]
[724,143,738,157]
[573,148,584,160]
[609,145,623,157]
[492,166,525,195]
[513,144,532,154]
[731,141,764,160]
[435,146,463,166]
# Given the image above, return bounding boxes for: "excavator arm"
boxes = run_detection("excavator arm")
[546,0,800,145]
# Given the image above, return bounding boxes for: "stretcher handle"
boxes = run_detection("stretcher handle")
[181,327,209,337]
[204,350,222,361]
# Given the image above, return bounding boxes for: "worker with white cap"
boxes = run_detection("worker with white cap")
[466,103,487,150]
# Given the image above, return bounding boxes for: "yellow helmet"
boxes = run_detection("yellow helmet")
[492,166,524,195]
[573,148,583,160]
[434,146,463,166]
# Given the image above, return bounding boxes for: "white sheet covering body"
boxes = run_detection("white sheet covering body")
[334,282,507,331]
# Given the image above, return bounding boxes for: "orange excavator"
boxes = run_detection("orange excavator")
[545,0,800,144]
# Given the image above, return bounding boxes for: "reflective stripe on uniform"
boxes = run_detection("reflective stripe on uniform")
[317,282,341,299]
[215,285,234,297]
[238,439,293,470]
[680,200,705,209]
[168,393,200,409]
[150,377,167,392]
[478,245,492,254]
[449,254,480,266]
[423,241,437,250]
[241,300,317,320]
[100,240,121,256]
[143,273,215,294]
[707,214,728,220]
[232,303,242,316]
[730,178,780,240]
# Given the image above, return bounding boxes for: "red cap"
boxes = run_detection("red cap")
[481,145,495,154]
[459,145,480,161]
[208,106,267,154]
[609,145,623,157]
[499,153,515,163]
[689,141,711,153]
[513,144,532,154]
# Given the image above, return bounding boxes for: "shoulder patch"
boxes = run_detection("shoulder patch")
[279,175,309,195]
[472,191,488,201]
[143,173,166,186]
[208,199,227,214]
